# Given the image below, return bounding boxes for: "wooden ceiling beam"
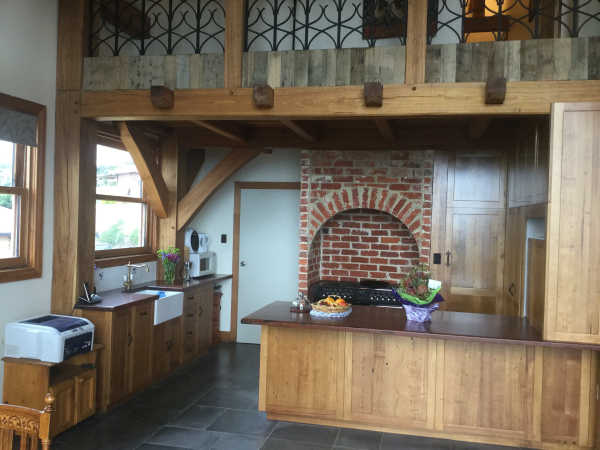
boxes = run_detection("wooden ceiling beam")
[119,122,169,218]
[191,120,247,145]
[177,148,262,230]
[280,120,317,143]
[81,81,600,121]
[374,119,396,143]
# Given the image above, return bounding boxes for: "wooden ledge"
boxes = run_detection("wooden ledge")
[81,80,600,121]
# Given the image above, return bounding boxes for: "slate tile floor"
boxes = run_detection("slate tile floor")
[53,343,526,450]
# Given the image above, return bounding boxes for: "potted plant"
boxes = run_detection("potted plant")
[392,264,443,322]
[157,246,180,284]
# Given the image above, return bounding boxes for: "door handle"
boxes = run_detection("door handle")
[508,283,516,297]
[198,306,204,317]
[446,251,452,266]
[240,261,246,267]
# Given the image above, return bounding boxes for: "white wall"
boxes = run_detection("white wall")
[0,0,59,393]
[94,262,158,292]
[187,148,300,332]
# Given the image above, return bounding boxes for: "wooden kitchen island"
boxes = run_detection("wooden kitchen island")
[242,302,599,449]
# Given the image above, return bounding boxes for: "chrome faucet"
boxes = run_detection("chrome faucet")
[122,261,150,292]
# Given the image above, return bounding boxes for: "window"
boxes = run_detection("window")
[95,144,155,266]
[0,93,45,283]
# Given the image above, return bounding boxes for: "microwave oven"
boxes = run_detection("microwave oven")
[189,251,216,278]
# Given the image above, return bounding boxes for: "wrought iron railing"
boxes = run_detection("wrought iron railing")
[245,0,442,51]
[89,0,226,56]
[432,0,600,45]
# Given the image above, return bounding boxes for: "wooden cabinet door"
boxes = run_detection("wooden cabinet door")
[545,103,600,344]
[442,152,507,314]
[168,318,182,370]
[153,322,170,381]
[129,303,153,392]
[196,286,213,355]
[502,207,525,316]
[444,208,505,314]
[50,378,76,436]
[109,308,132,405]
[74,369,96,423]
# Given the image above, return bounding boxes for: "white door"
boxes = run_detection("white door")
[237,188,300,344]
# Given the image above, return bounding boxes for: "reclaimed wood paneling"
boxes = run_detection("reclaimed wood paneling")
[83,54,225,90]
[426,37,600,83]
[83,38,597,91]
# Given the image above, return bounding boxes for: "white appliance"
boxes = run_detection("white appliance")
[189,251,216,278]
[185,229,209,253]
[5,315,95,363]
[136,290,184,325]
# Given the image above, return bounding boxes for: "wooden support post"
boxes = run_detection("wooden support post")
[253,85,275,108]
[52,0,95,314]
[485,77,507,104]
[177,149,262,230]
[364,82,383,107]
[405,0,428,85]
[157,132,184,278]
[280,120,317,143]
[374,119,395,142]
[151,85,174,109]
[191,120,248,145]
[120,122,169,217]
[225,0,246,89]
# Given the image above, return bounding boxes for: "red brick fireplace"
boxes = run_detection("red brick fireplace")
[298,150,434,293]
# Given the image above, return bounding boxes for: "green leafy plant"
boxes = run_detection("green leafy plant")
[157,247,180,283]
[394,263,441,306]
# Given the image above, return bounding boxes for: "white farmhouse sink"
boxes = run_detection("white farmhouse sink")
[137,290,184,325]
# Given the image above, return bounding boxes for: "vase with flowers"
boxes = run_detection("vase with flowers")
[392,264,444,322]
[157,247,180,284]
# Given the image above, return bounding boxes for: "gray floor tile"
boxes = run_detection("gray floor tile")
[171,406,226,429]
[138,445,185,450]
[197,387,259,410]
[335,428,382,450]
[381,433,453,449]
[207,410,277,436]
[147,426,219,449]
[270,422,339,446]
[261,437,332,450]
[209,432,265,450]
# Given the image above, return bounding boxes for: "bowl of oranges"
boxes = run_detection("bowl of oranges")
[311,296,351,314]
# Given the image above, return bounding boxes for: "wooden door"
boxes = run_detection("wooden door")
[196,286,213,355]
[109,308,132,405]
[50,378,76,436]
[129,302,153,392]
[443,152,507,313]
[502,207,525,316]
[545,103,600,344]
[74,369,96,423]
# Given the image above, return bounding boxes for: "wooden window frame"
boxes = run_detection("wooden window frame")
[94,141,157,268]
[0,94,45,283]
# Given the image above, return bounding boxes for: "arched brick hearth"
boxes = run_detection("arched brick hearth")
[299,186,432,293]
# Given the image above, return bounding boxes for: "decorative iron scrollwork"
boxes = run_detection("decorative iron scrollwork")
[89,0,226,56]
[432,0,600,44]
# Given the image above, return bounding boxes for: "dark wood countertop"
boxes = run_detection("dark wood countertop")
[241,301,600,350]
[74,274,232,311]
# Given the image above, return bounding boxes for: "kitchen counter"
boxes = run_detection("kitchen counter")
[244,302,600,449]
[242,301,600,350]
[74,274,232,311]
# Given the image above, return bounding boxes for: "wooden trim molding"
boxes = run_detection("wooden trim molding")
[230,181,301,342]
[0,95,46,284]
[81,81,600,121]
[95,252,157,268]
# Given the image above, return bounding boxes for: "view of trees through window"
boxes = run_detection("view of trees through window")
[96,145,147,252]
[0,140,19,259]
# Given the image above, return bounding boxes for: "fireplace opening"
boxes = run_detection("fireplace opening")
[307,208,420,289]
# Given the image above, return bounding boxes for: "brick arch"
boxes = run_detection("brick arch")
[307,186,427,258]
[299,186,431,293]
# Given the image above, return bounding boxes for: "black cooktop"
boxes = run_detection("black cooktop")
[308,280,401,306]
